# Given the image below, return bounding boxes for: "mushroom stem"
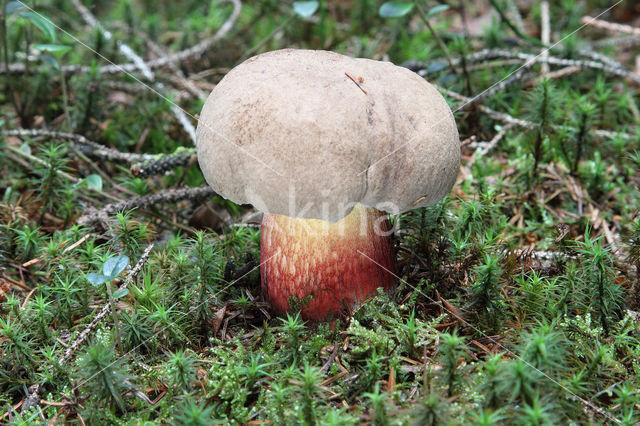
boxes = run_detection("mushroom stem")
[260,203,396,321]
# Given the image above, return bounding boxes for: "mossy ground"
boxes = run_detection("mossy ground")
[2,0,640,424]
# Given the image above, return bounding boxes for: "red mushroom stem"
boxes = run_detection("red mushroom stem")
[260,203,396,321]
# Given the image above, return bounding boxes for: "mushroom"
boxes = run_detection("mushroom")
[196,49,459,321]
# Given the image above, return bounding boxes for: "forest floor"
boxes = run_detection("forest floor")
[2,0,640,424]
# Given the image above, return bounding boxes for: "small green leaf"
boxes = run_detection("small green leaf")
[379,1,414,18]
[84,174,103,192]
[113,288,129,299]
[19,11,56,42]
[34,44,71,55]
[6,1,25,14]
[426,4,449,17]
[87,273,109,286]
[19,142,31,155]
[103,255,129,279]
[292,1,319,18]
[39,54,59,70]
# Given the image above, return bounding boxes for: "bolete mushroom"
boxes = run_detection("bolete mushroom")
[196,49,459,321]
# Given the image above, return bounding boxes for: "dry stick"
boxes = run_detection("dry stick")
[581,15,640,36]
[526,65,581,87]
[0,0,241,76]
[22,234,91,268]
[131,149,196,178]
[465,124,514,169]
[77,185,215,226]
[59,244,154,366]
[1,128,155,163]
[429,48,640,85]
[465,58,522,72]
[101,80,147,93]
[459,124,513,185]
[579,48,624,71]
[4,127,193,188]
[540,1,550,75]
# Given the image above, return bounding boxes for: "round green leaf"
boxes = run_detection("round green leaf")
[19,142,31,155]
[87,273,109,286]
[103,255,130,279]
[293,1,319,18]
[379,2,414,18]
[84,174,103,192]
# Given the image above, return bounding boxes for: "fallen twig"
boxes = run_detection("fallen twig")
[465,124,514,169]
[540,1,550,74]
[581,15,640,37]
[77,186,215,226]
[131,148,196,178]
[2,128,154,163]
[410,49,640,85]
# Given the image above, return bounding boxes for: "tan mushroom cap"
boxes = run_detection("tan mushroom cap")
[196,49,459,222]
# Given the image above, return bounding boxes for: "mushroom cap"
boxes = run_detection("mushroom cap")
[196,49,459,222]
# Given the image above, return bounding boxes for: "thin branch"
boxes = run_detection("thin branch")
[2,128,155,163]
[411,48,640,85]
[77,186,215,227]
[540,1,550,75]
[578,48,624,71]
[581,15,640,36]
[131,148,196,178]
[466,123,514,169]
[127,24,207,100]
